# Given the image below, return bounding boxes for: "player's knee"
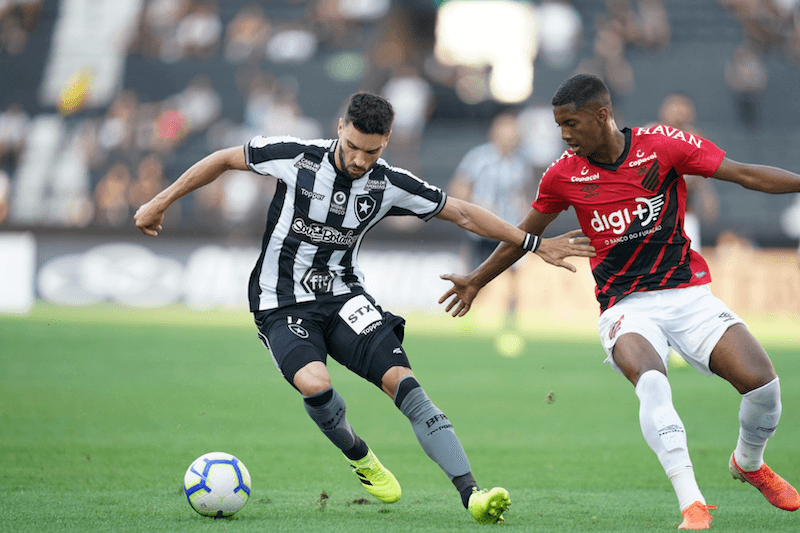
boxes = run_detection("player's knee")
[381,366,414,398]
[292,361,331,395]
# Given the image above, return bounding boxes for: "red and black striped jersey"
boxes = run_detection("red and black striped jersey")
[533,126,726,312]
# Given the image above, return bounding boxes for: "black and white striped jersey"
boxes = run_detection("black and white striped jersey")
[244,135,447,312]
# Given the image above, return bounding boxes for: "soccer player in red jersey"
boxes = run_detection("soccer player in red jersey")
[440,74,800,529]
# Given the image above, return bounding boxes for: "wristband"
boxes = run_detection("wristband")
[521,233,541,253]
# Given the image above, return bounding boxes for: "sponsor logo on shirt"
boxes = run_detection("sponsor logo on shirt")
[300,268,337,293]
[365,179,386,191]
[291,217,358,248]
[628,151,658,167]
[295,157,321,172]
[635,125,703,149]
[329,191,347,215]
[571,172,600,182]
[300,188,325,201]
[591,194,665,235]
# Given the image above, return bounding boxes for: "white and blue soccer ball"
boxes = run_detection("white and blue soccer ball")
[183,452,252,518]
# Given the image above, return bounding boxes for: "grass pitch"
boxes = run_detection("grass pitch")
[1,304,799,532]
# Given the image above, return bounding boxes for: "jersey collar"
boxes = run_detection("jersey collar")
[587,128,631,171]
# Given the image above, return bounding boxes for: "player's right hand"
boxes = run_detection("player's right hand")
[133,201,165,237]
[438,273,480,317]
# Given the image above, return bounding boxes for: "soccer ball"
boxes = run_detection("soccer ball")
[183,452,252,518]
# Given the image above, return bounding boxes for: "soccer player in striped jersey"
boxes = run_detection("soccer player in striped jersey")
[134,92,595,524]
[440,74,800,529]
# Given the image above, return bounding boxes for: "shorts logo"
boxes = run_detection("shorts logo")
[718,311,735,322]
[695,271,708,279]
[609,314,624,340]
[294,158,321,172]
[300,268,336,293]
[338,294,382,335]
[287,317,309,338]
[354,194,377,222]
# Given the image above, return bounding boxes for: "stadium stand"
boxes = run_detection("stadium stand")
[0,0,798,247]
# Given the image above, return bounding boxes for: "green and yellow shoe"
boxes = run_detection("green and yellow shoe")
[468,487,511,524]
[348,448,401,503]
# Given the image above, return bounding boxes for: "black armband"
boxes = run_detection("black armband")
[521,233,541,253]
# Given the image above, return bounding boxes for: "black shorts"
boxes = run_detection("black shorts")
[253,292,409,389]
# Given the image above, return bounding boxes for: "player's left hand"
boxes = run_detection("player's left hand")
[535,229,595,272]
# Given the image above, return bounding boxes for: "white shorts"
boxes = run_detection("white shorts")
[596,285,746,376]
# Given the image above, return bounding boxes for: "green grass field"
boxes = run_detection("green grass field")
[1,304,799,532]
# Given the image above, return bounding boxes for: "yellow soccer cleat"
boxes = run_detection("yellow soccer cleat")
[348,448,401,503]
[468,487,511,524]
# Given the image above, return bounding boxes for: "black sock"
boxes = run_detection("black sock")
[343,435,369,461]
[453,472,478,508]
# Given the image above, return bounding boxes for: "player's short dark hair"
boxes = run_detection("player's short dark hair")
[551,74,612,111]
[344,92,394,135]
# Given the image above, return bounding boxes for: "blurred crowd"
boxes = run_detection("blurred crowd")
[0,0,799,247]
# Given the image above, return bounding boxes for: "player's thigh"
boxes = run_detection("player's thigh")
[597,294,669,384]
[326,293,409,390]
[662,285,751,378]
[709,324,776,393]
[253,307,328,391]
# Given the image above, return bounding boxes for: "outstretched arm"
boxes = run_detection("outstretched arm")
[134,146,248,236]
[712,157,800,194]
[439,207,594,316]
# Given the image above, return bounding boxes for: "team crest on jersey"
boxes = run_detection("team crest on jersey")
[294,157,321,172]
[354,194,377,222]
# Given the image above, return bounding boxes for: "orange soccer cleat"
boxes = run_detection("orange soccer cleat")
[678,501,716,530]
[729,453,800,511]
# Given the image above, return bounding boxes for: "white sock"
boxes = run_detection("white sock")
[735,377,781,472]
[636,370,704,510]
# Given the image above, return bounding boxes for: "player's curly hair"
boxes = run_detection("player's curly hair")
[344,92,394,135]
[552,74,612,111]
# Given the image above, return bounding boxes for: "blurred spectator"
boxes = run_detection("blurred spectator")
[223,3,270,65]
[0,0,42,55]
[380,64,433,174]
[94,162,132,227]
[447,112,534,328]
[517,103,563,173]
[127,154,167,211]
[138,0,191,59]
[535,0,583,69]
[96,90,138,161]
[447,112,534,269]
[0,103,30,168]
[656,92,719,251]
[636,0,671,49]
[0,168,9,224]
[725,43,768,129]
[170,75,222,134]
[266,23,318,63]
[171,0,222,61]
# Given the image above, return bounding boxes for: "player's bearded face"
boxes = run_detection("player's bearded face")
[336,121,389,179]
[554,104,603,158]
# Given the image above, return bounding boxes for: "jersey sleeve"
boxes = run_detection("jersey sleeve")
[532,165,571,214]
[383,165,447,221]
[244,135,306,178]
[667,131,726,178]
